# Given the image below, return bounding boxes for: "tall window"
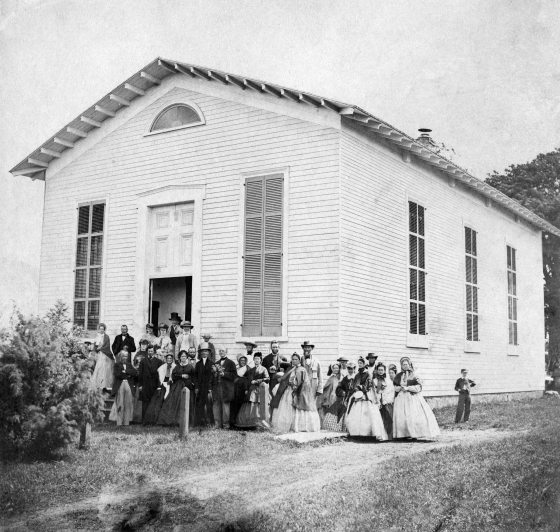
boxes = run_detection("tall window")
[74,202,105,330]
[507,245,518,345]
[409,201,426,336]
[465,227,479,341]
[242,174,283,337]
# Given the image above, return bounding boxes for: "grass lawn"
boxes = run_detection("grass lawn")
[1,396,559,531]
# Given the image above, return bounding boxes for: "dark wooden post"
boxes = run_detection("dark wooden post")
[79,422,91,450]
[179,387,190,439]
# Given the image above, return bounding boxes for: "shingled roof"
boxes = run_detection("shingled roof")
[10,57,560,237]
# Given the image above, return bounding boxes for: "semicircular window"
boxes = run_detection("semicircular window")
[150,104,203,132]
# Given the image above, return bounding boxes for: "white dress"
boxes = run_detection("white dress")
[91,333,114,390]
[392,372,440,440]
[345,390,388,439]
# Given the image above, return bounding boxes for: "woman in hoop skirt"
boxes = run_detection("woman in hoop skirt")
[392,357,440,440]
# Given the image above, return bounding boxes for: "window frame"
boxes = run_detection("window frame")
[464,226,481,350]
[236,167,289,343]
[506,244,519,349]
[145,102,205,136]
[73,200,106,332]
[406,197,429,349]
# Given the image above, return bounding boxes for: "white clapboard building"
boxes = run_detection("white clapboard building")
[11,58,559,401]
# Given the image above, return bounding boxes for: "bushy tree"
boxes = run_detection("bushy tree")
[0,301,104,459]
[487,148,560,371]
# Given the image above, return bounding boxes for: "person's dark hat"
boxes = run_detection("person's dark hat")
[337,356,349,362]
[301,340,315,349]
[366,353,378,360]
[169,312,182,322]
[145,323,154,329]
[158,322,169,330]
[461,368,468,373]
[279,356,291,370]
[198,342,211,351]
[180,320,194,329]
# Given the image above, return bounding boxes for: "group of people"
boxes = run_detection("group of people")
[88,314,449,441]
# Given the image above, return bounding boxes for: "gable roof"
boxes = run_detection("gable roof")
[10,57,560,238]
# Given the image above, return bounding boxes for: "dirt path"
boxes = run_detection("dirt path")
[4,428,514,531]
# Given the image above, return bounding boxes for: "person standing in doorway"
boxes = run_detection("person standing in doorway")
[111,325,137,363]
[169,312,182,355]
[455,369,476,423]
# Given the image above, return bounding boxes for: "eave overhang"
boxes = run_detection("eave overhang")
[10,57,560,238]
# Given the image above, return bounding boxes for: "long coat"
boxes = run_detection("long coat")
[138,355,162,402]
[211,357,237,402]
[112,334,137,358]
[193,357,214,402]
[112,361,137,396]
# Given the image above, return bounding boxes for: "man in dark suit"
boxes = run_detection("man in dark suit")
[211,347,237,429]
[262,340,281,372]
[112,325,137,361]
[193,342,214,426]
[455,368,476,423]
[138,345,163,423]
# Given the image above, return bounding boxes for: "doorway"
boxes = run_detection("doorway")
[150,276,192,326]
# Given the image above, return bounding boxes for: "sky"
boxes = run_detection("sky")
[1,0,560,321]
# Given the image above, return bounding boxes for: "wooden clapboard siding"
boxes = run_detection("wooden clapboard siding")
[339,124,545,396]
[39,85,340,359]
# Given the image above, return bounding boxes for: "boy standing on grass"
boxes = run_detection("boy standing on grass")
[455,369,476,423]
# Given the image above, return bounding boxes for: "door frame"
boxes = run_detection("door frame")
[133,185,205,337]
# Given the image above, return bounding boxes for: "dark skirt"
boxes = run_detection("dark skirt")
[144,388,165,425]
[157,381,188,426]
[380,403,394,439]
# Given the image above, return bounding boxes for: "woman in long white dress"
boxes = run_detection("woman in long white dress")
[392,357,440,440]
[91,323,114,391]
[339,358,387,440]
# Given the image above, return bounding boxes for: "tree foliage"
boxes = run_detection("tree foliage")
[0,301,104,460]
[486,148,560,370]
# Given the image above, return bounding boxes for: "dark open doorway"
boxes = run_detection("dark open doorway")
[150,276,192,325]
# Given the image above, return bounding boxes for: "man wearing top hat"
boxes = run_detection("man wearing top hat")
[301,340,323,408]
[366,353,379,379]
[168,312,182,352]
[201,333,216,362]
[176,320,198,357]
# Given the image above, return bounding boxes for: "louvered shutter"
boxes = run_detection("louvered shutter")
[263,175,283,336]
[242,174,283,336]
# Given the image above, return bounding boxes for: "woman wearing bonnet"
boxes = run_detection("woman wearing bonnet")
[392,356,440,440]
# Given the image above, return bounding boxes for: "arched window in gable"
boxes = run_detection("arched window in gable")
[149,103,204,133]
